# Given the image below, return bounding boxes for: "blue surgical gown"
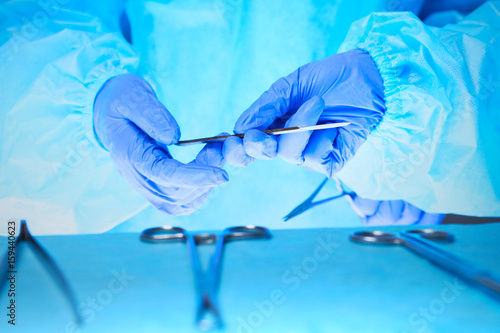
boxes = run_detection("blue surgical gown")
[336,1,500,216]
[0,0,497,234]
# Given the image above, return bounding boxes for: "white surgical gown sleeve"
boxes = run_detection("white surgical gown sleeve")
[0,2,147,234]
[336,1,500,216]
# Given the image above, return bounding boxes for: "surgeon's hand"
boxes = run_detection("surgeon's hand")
[353,196,445,226]
[93,74,228,215]
[224,49,386,176]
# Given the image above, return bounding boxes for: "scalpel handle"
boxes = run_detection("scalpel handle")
[176,122,351,146]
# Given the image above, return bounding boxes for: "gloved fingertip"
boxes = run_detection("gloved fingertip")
[234,116,254,134]
[234,110,271,134]
[223,136,254,167]
[176,164,229,187]
[243,129,277,160]
[158,125,181,145]
[196,135,226,168]
[285,95,324,127]
[219,168,230,183]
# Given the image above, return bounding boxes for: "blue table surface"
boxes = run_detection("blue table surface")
[1,223,499,333]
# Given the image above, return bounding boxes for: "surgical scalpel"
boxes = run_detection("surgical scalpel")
[176,122,351,146]
[350,229,500,300]
[140,225,271,331]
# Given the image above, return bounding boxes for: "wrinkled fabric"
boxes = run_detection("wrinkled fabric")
[423,10,466,27]
[0,0,494,235]
[336,2,500,216]
[0,1,143,234]
[353,196,445,225]
[1,0,392,234]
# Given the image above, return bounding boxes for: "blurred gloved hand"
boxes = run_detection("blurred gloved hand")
[353,196,445,226]
[93,74,228,215]
[223,49,386,176]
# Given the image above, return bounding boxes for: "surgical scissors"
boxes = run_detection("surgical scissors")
[0,220,82,324]
[350,229,500,300]
[140,225,272,331]
[284,176,364,221]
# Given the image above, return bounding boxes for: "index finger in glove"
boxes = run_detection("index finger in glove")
[109,74,181,145]
[124,125,228,188]
[195,136,226,169]
[278,96,324,164]
[234,70,299,134]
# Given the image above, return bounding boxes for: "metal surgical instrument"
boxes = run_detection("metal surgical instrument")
[0,220,82,324]
[284,176,362,221]
[176,122,351,146]
[140,225,272,331]
[350,229,500,300]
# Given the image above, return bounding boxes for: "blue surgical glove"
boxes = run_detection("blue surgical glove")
[93,74,229,215]
[353,196,445,226]
[224,49,386,177]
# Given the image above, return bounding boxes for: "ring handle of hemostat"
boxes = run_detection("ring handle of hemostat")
[349,229,454,245]
[349,230,402,244]
[350,229,500,300]
[223,226,272,241]
[140,226,216,244]
[403,229,454,242]
[209,225,271,286]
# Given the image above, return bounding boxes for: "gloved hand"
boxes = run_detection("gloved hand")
[93,74,228,215]
[223,49,386,176]
[352,196,445,226]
